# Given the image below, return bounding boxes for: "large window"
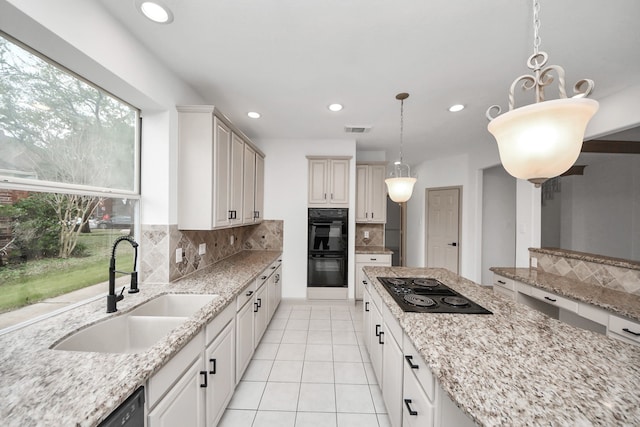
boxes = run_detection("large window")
[0,32,140,326]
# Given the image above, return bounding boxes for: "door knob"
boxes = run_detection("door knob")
[447,242,457,246]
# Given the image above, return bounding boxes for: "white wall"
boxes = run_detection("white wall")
[542,154,640,260]
[481,166,516,285]
[257,138,357,299]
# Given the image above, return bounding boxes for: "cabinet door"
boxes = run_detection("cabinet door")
[355,263,365,301]
[148,358,206,427]
[369,164,387,223]
[213,118,231,228]
[309,159,328,205]
[229,133,244,226]
[243,144,256,224]
[383,331,403,427]
[254,154,265,222]
[205,321,235,427]
[329,159,349,206]
[402,362,434,427]
[254,284,268,347]
[362,284,372,352]
[235,299,255,383]
[355,165,369,222]
[369,300,384,386]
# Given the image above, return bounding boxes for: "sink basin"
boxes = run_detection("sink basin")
[129,293,218,317]
[53,315,187,353]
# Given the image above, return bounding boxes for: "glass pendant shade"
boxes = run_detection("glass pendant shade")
[385,163,417,203]
[487,98,598,186]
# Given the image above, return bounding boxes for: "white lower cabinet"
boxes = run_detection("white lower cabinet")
[148,303,236,427]
[148,357,206,427]
[235,289,255,383]
[369,289,384,385]
[382,320,404,427]
[205,321,235,427]
[254,281,268,347]
[355,254,392,300]
[608,314,640,347]
[267,264,282,321]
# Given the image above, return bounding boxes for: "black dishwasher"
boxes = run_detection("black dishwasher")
[98,386,145,427]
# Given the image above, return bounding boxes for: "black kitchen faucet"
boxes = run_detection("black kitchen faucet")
[107,235,139,313]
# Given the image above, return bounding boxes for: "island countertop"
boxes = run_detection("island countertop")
[490,267,640,322]
[363,266,640,427]
[0,250,281,427]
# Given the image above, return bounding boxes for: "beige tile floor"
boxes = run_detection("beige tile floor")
[220,300,391,427]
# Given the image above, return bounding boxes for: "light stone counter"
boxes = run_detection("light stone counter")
[490,267,640,322]
[355,245,393,255]
[363,266,640,427]
[0,250,281,427]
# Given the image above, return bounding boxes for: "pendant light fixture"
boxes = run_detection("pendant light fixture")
[486,0,599,187]
[385,93,417,203]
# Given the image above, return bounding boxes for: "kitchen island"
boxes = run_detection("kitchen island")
[363,266,640,426]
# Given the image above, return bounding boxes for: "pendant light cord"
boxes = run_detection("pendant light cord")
[399,97,404,164]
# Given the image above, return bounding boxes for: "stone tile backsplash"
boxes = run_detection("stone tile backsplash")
[355,223,384,246]
[531,248,640,296]
[140,220,283,283]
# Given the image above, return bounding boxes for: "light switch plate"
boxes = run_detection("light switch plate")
[230,235,235,245]
[364,231,370,239]
[199,243,206,255]
[175,248,183,263]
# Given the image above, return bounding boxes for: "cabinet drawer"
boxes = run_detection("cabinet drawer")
[236,282,257,311]
[608,314,640,346]
[515,281,533,295]
[402,361,434,427]
[577,303,609,326]
[206,302,235,345]
[402,334,434,401]
[531,288,578,313]
[493,275,514,291]
[355,253,392,265]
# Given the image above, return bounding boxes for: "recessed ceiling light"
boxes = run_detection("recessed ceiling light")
[328,103,343,112]
[247,112,261,119]
[449,104,465,112]
[136,1,174,24]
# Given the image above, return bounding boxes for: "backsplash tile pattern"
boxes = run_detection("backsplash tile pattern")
[531,248,640,296]
[355,223,384,246]
[140,220,283,283]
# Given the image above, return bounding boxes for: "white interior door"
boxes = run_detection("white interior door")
[426,187,460,273]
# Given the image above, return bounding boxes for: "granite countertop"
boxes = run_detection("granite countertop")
[0,250,281,427]
[363,266,640,427]
[490,267,640,322]
[355,245,393,254]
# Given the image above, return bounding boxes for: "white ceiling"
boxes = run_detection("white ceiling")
[98,0,640,164]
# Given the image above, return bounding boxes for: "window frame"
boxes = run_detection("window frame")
[0,30,142,199]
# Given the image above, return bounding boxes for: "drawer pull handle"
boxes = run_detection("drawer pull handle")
[404,399,418,416]
[200,371,208,388]
[254,302,259,313]
[544,296,557,302]
[365,302,370,312]
[623,327,640,337]
[261,276,267,280]
[404,355,419,369]
[370,258,377,261]
[246,290,254,297]
[497,280,506,284]
[209,358,217,375]
[257,298,262,308]
[375,324,381,337]
[378,331,384,345]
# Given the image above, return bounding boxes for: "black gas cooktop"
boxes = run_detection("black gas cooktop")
[377,277,492,314]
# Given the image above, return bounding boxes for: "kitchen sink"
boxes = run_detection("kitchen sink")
[53,315,188,353]
[52,294,218,353]
[128,293,219,317]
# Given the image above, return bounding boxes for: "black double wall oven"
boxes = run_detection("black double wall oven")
[307,208,348,289]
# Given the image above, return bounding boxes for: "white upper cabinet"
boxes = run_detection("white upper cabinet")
[177,105,264,230]
[355,163,387,223]
[308,158,350,207]
[254,153,264,222]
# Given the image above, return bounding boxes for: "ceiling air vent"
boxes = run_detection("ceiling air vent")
[344,125,372,134]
